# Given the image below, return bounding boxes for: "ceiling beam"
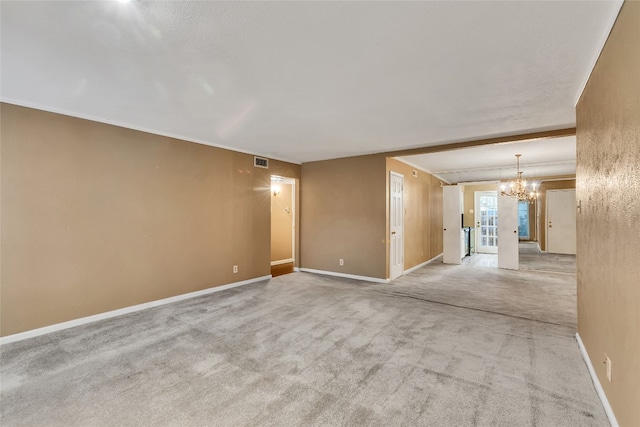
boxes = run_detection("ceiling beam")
[428,160,576,175]
[385,127,576,158]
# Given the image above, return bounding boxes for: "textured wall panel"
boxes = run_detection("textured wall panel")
[576,2,640,425]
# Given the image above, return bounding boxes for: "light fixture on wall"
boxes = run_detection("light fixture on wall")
[500,154,539,203]
[272,184,281,196]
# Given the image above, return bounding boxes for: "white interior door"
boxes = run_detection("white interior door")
[443,185,462,264]
[498,194,519,270]
[390,172,404,279]
[547,189,576,254]
[474,191,499,254]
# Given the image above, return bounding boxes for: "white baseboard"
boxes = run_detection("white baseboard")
[0,275,272,346]
[576,333,619,427]
[270,258,294,266]
[293,267,301,272]
[404,253,443,275]
[299,268,390,284]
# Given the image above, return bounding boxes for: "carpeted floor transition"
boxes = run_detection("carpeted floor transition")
[0,250,607,426]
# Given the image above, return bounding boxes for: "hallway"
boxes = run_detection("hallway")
[463,242,576,274]
[429,242,576,327]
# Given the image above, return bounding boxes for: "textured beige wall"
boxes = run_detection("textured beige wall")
[300,156,443,280]
[576,2,640,426]
[271,183,293,262]
[386,159,444,270]
[300,155,387,279]
[0,103,300,336]
[527,202,536,243]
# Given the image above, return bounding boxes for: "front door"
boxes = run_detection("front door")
[389,172,404,279]
[547,189,576,254]
[475,191,498,254]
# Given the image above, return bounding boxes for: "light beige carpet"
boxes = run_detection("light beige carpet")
[1,255,605,426]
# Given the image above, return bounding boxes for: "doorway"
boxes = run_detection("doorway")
[270,176,295,277]
[389,172,404,279]
[474,191,498,254]
[546,189,576,254]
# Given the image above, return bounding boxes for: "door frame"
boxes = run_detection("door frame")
[270,176,296,266]
[474,190,499,254]
[389,171,404,279]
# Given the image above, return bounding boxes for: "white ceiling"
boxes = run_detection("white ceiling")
[1,1,622,164]
[397,136,576,184]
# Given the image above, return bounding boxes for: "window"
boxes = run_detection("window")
[518,201,530,240]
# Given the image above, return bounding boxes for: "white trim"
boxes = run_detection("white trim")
[0,99,300,165]
[459,180,500,186]
[270,176,296,185]
[0,275,271,345]
[538,177,577,183]
[573,1,624,107]
[270,258,294,266]
[291,180,296,264]
[293,267,301,272]
[403,253,443,275]
[271,176,296,268]
[299,268,390,284]
[576,333,619,427]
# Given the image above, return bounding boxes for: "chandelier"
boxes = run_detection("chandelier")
[500,154,539,202]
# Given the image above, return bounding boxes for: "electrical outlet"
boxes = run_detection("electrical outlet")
[233,265,238,273]
[606,355,612,382]
[339,259,344,266]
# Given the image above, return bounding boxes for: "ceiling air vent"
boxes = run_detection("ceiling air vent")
[254,156,269,169]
